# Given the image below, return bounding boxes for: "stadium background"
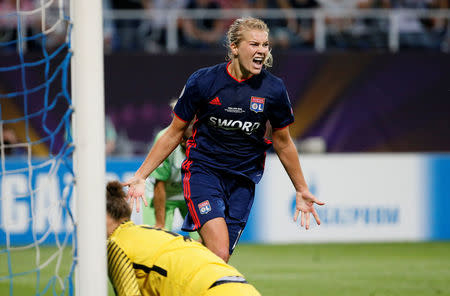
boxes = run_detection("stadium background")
[1,52,449,245]
[1,3,450,295]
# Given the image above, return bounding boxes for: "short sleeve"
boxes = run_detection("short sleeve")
[173,71,203,122]
[267,81,294,129]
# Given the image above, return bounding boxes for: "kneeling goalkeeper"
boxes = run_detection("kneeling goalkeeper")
[106,181,261,296]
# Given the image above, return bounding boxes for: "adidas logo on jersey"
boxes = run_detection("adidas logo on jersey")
[209,97,222,105]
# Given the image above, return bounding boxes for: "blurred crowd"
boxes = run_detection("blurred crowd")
[0,0,449,52]
[107,0,449,51]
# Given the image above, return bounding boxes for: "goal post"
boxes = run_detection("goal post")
[71,0,107,295]
[0,0,107,294]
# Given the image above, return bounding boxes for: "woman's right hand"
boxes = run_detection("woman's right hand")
[122,176,148,212]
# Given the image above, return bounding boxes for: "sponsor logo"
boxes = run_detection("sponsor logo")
[225,107,245,114]
[208,116,261,135]
[290,200,400,226]
[316,207,400,225]
[198,200,211,214]
[209,97,222,105]
[250,97,265,113]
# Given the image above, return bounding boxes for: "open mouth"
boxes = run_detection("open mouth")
[253,57,264,65]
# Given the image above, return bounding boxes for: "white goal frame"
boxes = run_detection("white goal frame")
[71,0,107,295]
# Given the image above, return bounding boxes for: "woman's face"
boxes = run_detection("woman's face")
[232,29,269,77]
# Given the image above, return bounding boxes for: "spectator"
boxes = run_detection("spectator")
[418,0,448,50]
[0,0,40,52]
[432,0,449,51]
[315,0,358,49]
[219,0,252,9]
[289,0,320,48]
[316,0,392,49]
[103,0,116,53]
[42,0,72,51]
[141,0,188,52]
[110,0,146,51]
[181,0,227,49]
[105,115,118,156]
[389,0,443,49]
[253,0,300,48]
[2,126,21,156]
[354,0,391,49]
[219,0,253,35]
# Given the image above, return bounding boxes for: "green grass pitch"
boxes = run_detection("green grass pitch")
[1,242,449,295]
[231,242,450,296]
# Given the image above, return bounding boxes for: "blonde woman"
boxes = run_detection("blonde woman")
[124,17,324,263]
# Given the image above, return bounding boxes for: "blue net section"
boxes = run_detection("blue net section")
[0,2,76,295]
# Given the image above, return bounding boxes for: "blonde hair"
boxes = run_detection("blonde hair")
[226,17,273,68]
[169,97,178,110]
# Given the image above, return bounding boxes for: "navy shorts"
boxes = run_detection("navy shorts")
[181,160,255,255]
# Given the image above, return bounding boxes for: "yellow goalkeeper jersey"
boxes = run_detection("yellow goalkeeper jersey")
[107,221,260,296]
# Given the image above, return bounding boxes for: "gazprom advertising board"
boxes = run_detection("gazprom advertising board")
[243,155,436,243]
[1,154,449,245]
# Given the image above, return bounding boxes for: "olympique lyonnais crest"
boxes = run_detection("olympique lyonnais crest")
[250,97,265,113]
[198,200,211,214]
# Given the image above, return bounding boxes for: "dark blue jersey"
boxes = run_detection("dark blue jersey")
[174,62,294,183]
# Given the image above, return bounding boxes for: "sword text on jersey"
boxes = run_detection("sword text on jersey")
[208,116,261,135]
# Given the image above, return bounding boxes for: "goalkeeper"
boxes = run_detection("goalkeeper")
[143,100,199,240]
[106,181,261,296]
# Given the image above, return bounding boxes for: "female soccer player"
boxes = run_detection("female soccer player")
[106,181,260,296]
[124,17,324,263]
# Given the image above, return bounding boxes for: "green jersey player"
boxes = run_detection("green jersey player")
[143,125,200,240]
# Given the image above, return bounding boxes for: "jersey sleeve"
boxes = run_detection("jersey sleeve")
[267,80,294,129]
[173,70,203,122]
[107,239,142,296]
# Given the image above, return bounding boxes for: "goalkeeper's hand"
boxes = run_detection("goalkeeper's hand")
[293,190,325,230]
[122,176,148,213]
